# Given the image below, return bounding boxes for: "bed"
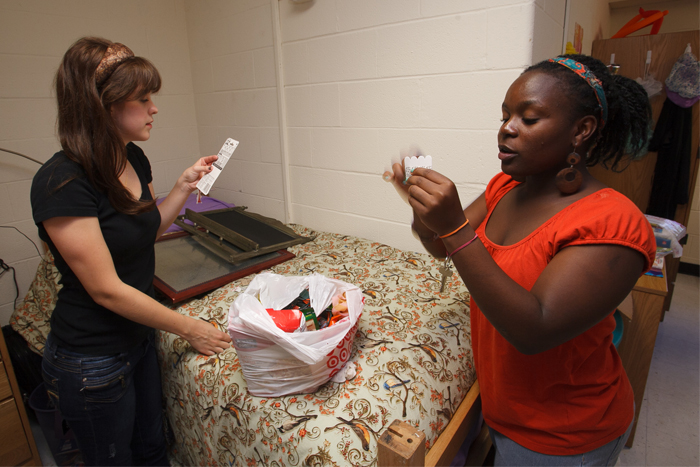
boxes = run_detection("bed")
[11,223,484,467]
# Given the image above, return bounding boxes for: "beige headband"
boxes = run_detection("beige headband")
[95,43,134,85]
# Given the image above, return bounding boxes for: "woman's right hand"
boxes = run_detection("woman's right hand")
[404,167,467,237]
[383,145,430,204]
[185,318,232,356]
[383,158,443,242]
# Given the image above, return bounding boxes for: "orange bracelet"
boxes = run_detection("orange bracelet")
[439,219,469,239]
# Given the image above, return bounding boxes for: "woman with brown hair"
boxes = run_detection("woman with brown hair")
[388,55,656,466]
[31,37,231,466]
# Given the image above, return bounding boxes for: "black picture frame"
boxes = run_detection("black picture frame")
[173,206,314,264]
[153,232,296,303]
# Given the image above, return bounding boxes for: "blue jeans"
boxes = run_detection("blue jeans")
[488,413,634,467]
[42,332,169,466]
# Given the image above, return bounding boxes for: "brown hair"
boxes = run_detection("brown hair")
[54,36,161,214]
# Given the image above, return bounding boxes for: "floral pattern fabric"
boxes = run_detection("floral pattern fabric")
[160,225,475,466]
[11,225,475,466]
[10,253,60,355]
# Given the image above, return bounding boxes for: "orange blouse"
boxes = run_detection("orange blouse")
[471,172,656,455]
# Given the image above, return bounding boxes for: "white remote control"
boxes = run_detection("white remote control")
[196,138,239,195]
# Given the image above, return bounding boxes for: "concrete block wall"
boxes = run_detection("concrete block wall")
[185,0,287,221]
[279,0,565,252]
[0,0,568,325]
[0,0,200,325]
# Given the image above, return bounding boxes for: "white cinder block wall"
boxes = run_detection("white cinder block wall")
[185,0,287,221]
[278,0,565,252]
[0,0,201,325]
[1,0,569,325]
[174,0,567,251]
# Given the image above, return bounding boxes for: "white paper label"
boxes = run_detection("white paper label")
[196,138,239,195]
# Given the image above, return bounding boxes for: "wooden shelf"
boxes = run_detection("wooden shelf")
[634,263,668,296]
[617,267,668,447]
[0,330,42,466]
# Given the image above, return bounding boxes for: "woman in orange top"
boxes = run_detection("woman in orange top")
[388,55,656,465]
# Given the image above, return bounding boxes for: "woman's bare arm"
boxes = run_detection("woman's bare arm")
[406,167,645,354]
[43,215,232,355]
[154,155,217,238]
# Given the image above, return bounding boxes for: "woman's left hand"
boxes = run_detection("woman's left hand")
[179,155,218,191]
[405,167,467,237]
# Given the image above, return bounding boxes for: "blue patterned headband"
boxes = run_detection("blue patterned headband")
[549,57,608,131]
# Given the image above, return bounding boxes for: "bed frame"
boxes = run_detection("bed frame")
[379,381,491,467]
[12,225,490,467]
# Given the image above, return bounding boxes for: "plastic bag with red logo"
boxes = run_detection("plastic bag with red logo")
[228,272,363,397]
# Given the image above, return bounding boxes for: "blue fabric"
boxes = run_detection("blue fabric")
[487,414,633,466]
[612,310,624,349]
[42,332,168,466]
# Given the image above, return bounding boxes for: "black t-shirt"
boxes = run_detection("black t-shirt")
[31,143,161,355]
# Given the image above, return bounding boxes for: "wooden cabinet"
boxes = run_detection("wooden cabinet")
[591,31,700,318]
[589,31,698,447]
[0,330,42,466]
[617,269,668,447]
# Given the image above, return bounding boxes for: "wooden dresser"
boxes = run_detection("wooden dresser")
[591,31,700,321]
[617,267,668,447]
[0,329,42,466]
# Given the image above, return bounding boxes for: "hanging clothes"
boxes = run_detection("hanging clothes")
[646,47,698,220]
[665,45,700,101]
[666,89,700,108]
[646,98,693,220]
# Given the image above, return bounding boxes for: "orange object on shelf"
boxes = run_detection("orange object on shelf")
[612,8,668,39]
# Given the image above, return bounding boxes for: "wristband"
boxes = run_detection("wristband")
[439,219,469,239]
[447,233,479,258]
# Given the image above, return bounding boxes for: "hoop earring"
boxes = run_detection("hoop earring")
[556,151,582,194]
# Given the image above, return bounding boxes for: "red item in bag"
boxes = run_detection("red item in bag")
[266,308,303,333]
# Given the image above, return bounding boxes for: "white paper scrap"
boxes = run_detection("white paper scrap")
[196,138,239,195]
[404,155,432,182]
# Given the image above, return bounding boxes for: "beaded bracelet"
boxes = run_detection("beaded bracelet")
[447,233,479,258]
[439,219,470,239]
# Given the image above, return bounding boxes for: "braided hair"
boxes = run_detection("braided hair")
[525,54,652,170]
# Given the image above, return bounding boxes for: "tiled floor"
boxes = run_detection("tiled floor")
[617,272,700,467]
[27,274,700,467]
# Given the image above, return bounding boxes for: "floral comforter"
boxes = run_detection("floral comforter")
[11,224,475,467]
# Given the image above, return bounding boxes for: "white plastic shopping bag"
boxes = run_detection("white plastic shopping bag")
[645,215,687,258]
[228,272,363,396]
